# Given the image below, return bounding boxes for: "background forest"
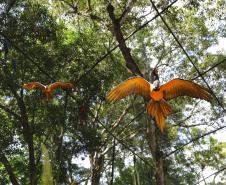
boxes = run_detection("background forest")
[0,0,225,184]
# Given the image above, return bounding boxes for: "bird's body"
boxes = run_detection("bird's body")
[151,90,164,101]
[23,82,74,100]
[107,76,212,132]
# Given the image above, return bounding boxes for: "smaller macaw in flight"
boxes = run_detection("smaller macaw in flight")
[23,82,74,100]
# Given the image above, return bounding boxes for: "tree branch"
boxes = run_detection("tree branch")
[61,0,103,22]
[119,0,137,25]
[115,107,145,136]
[110,104,131,129]
[100,104,132,149]
[107,3,143,76]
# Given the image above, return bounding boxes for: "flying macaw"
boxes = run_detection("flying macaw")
[23,82,74,100]
[106,75,212,132]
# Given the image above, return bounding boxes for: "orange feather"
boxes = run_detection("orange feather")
[47,82,74,92]
[23,82,46,90]
[106,77,153,102]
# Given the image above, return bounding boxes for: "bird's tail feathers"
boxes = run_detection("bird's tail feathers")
[147,100,172,132]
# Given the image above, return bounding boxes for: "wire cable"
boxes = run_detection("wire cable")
[191,58,226,80]
[165,124,226,158]
[195,166,226,185]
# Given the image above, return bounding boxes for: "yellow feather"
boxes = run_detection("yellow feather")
[107,77,152,102]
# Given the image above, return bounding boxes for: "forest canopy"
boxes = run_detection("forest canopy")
[0,0,225,184]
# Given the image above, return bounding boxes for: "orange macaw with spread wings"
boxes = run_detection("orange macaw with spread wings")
[107,76,212,132]
[23,82,74,100]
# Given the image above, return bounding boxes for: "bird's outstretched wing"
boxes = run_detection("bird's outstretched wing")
[23,82,46,91]
[107,77,153,102]
[160,79,212,102]
[47,82,74,91]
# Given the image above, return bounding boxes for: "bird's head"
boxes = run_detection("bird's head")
[151,68,160,90]
[151,67,159,81]
[153,80,160,90]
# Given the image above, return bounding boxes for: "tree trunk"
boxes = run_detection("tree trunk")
[2,66,36,185]
[17,96,36,185]
[90,151,104,185]
[147,118,165,185]
[0,153,20,185]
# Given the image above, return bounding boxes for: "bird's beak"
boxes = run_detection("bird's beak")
[150,84,154,92]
